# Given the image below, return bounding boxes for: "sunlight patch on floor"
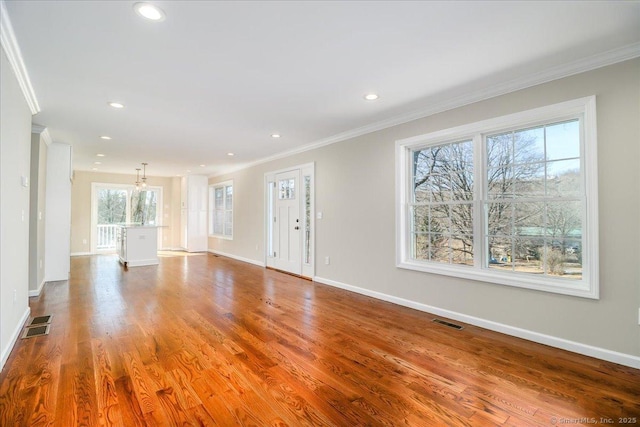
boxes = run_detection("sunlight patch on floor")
[157,250,207,258]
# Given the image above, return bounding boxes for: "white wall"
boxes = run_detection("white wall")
[0,47,32,369]
[209,59,640,366]
[29,131,47,295]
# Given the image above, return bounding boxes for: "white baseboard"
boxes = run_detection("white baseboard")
[313,276,640,369]
[73,249,184,255]
[123,259,159,267]
[0,307,31,371]
[28,279,46,297]
[208,249,265,267]
[70,251,92,257]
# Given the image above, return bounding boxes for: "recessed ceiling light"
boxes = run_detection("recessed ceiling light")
[271,133,281,139]
[199,164,206,167]
[134,2,166,21]
[92,168,98,171]
[96,153,105,157]
[364,93,379,101]
[100,136,112,140]
[227,152,235,156]
[94,161,102,165]
[108,102,124,109]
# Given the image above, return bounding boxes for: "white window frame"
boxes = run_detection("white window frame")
[209,180,233,239]
[396,96,599,299]
[90,182,163,253]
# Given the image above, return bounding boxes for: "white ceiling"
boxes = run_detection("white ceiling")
[4,0,640,177]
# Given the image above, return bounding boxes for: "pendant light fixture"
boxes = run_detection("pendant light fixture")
[141,163,148,188]
[135,168,141,190]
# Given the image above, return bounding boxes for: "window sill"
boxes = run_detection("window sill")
[397,259,598,299]
[209,234,233,241]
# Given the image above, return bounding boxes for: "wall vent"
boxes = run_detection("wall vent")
[22,325,50,338]
[432,318,463,330]
[27,315,53,327]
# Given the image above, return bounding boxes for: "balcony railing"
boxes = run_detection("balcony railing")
[96,224,120,250]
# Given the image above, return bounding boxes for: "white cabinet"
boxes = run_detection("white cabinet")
[117,226,158,267]
[181,175,208,252]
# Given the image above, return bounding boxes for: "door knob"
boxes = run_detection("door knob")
[295,226,299,230]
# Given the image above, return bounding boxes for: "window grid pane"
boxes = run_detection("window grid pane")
[410,139,474,267]
[211,183,233,238]
[409,119,583,278]
[304,176,311,265]
[225,185,233,208]
[279,179,295,199]
[485,119,582,280]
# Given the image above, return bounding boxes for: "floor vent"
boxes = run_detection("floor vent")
[432,318,463,330]
[22,325,50,339]
[27,315,53,327]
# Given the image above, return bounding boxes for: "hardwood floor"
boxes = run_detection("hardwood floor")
[1,253,639,426]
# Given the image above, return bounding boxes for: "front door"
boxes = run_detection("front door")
[273,170,301,275]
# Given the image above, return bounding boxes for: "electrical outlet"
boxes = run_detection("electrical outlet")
[325,256,330,265]
[82,239,87,245]
[39,259,43,269]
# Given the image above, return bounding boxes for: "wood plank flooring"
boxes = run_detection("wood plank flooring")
[1,253,639,426]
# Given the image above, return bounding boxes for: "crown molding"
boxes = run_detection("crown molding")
[31,124,46,133]
[212,42,640,178]
[41,128,53,145]
[0,0,40,114]
[31,124,53,146]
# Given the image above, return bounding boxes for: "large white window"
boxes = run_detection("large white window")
[396,96,598,298]
[209,180,233,239]
[91,183,163,252]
